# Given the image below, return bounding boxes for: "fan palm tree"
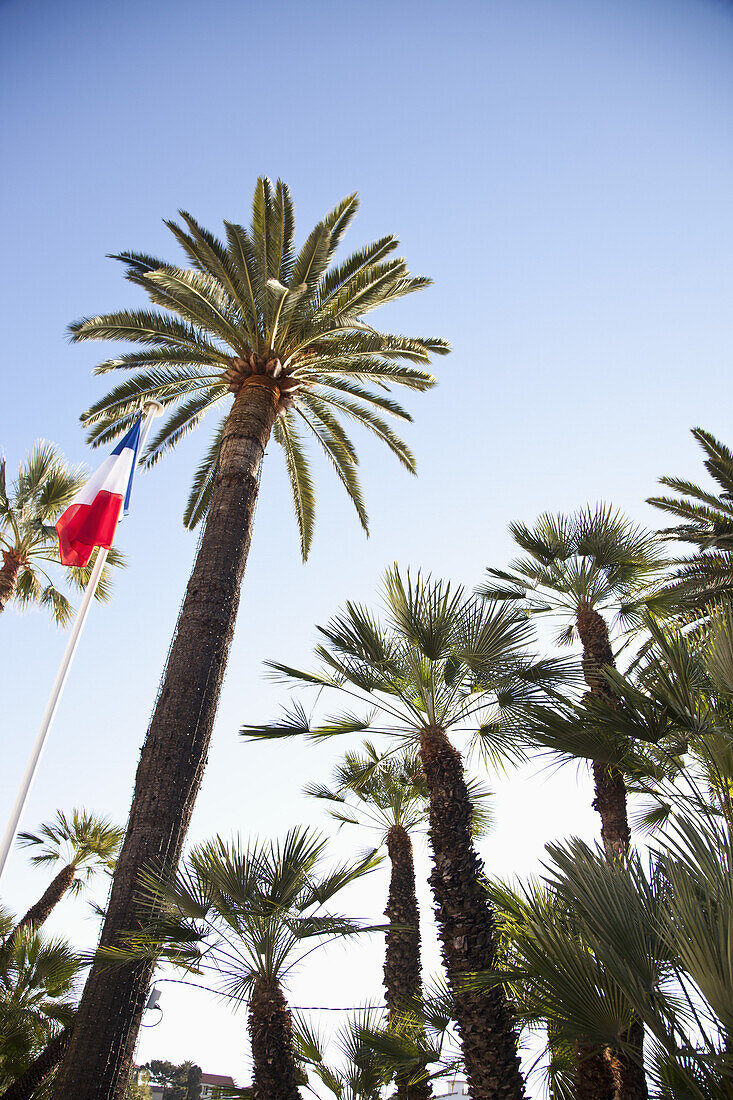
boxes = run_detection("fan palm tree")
[246,567,571,1100]
[12,810,123,935]
[55,178,447,1099]
[0,442,121,625]
[479,505,668,859]
[0,912,79,1094]
[648,427,733,620]
[112,828,380,1100]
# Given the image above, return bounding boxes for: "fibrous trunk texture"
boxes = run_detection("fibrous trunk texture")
[248,977,301,1100]
[14,863,76,934]
[0,550,24,613]
[613,1020,648,1100]
[1,1025,72,1100]
[384,825,431,1100]
[53,379,280,1100]
[575,606,630,860]
[418,726,525,1100]
[575,1043,615,1100]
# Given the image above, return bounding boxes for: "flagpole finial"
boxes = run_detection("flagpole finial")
[142,401,164,416]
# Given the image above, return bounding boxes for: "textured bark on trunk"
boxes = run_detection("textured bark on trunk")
[384,825,431,1100]
[419,726,525,1100]
[1,1024,72,1100]
[53,378,280,1100]
[14,863,76,934]
[0,550,24,613]
[575,1043,615,1100]
[248,977,301,1100]
[575,606,630,861]
[613,1020,648,1100]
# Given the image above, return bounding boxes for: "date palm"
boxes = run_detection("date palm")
[245,567,570,1099]
[480,505,668,859]
[117,828,380,1100]
[55,178,447,1099]
[0,442,120,626]
[13,810,123,935]
[648,427,733,621]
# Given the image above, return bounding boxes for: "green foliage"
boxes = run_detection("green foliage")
[70,177,449,558]
[244,565,575,768]
[141,1059,201,1099]
[0,914,80,1090]
[18,809,124,895]
[0,442,124,625]
[479,503,669,646]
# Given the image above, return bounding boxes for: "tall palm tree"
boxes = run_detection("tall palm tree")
[0,442,121,625]
[246,567,569,1099]
[115,828,380,1100]
[648,427,733,620]
[55,178,447,1099]
[13,810,123,935]
[479,505,668,859]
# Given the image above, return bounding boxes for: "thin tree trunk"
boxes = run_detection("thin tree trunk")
[248,976,301,1100]
[418,725,525,1100]
[1,1024,72,1100]
[384,825,431,1100]
[0,550,24,613]
[576,606,646,1099]
[575,1043,615,1100]
[13,863,76,934]
[575,606,630,860]
[53,378,280,1100]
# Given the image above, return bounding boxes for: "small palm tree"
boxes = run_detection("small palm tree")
[0,443,121,625]
[480,505,668,859]
[0,913,79,1093]
[57,179,447,1099]
[246,567,567,1099]
[120,828,380,1100]
[648,427,733,620]
[14,810,124,935]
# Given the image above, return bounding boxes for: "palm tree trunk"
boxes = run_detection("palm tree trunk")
[0,550,24,613]
[53,378,281,1100]
[248,976,301,1100]
[613,1020,648,1100]
[13,863,76,934]
[575,607,630,860]
[418,725,525,1100]
[575,1043,615,1100]
[384,824,431,1100]
[1,1024,72,1100]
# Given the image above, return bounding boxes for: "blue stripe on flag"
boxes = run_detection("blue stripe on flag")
[111,417,143,515]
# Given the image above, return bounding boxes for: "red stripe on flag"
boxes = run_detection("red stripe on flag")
[56,491,124,568]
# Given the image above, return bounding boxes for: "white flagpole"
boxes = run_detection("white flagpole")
[0,401,162,885]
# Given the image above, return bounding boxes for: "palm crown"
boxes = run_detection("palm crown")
[0,443,121,625]
[480,504,668,646]
[18,810,124,894]
[245,566,568,762]
[306,742,492,840]
[70,177,448,555]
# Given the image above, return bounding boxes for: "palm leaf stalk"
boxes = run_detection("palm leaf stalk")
[0,443,122,626]
[480,505,669,859]
[12,810,123,936]
[53,179,447,1100]
[0,1023,73,1100]
[106,828,381,1100]
[245,567,574,1099]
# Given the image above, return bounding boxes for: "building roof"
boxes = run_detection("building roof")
[201,1073,236,1086]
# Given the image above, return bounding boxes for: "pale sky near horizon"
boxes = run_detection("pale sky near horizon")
[2,0,733,1095]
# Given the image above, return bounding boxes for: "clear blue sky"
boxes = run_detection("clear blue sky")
[2,0,733,1093]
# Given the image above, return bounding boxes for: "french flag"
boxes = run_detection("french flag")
[56,419,143,568]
